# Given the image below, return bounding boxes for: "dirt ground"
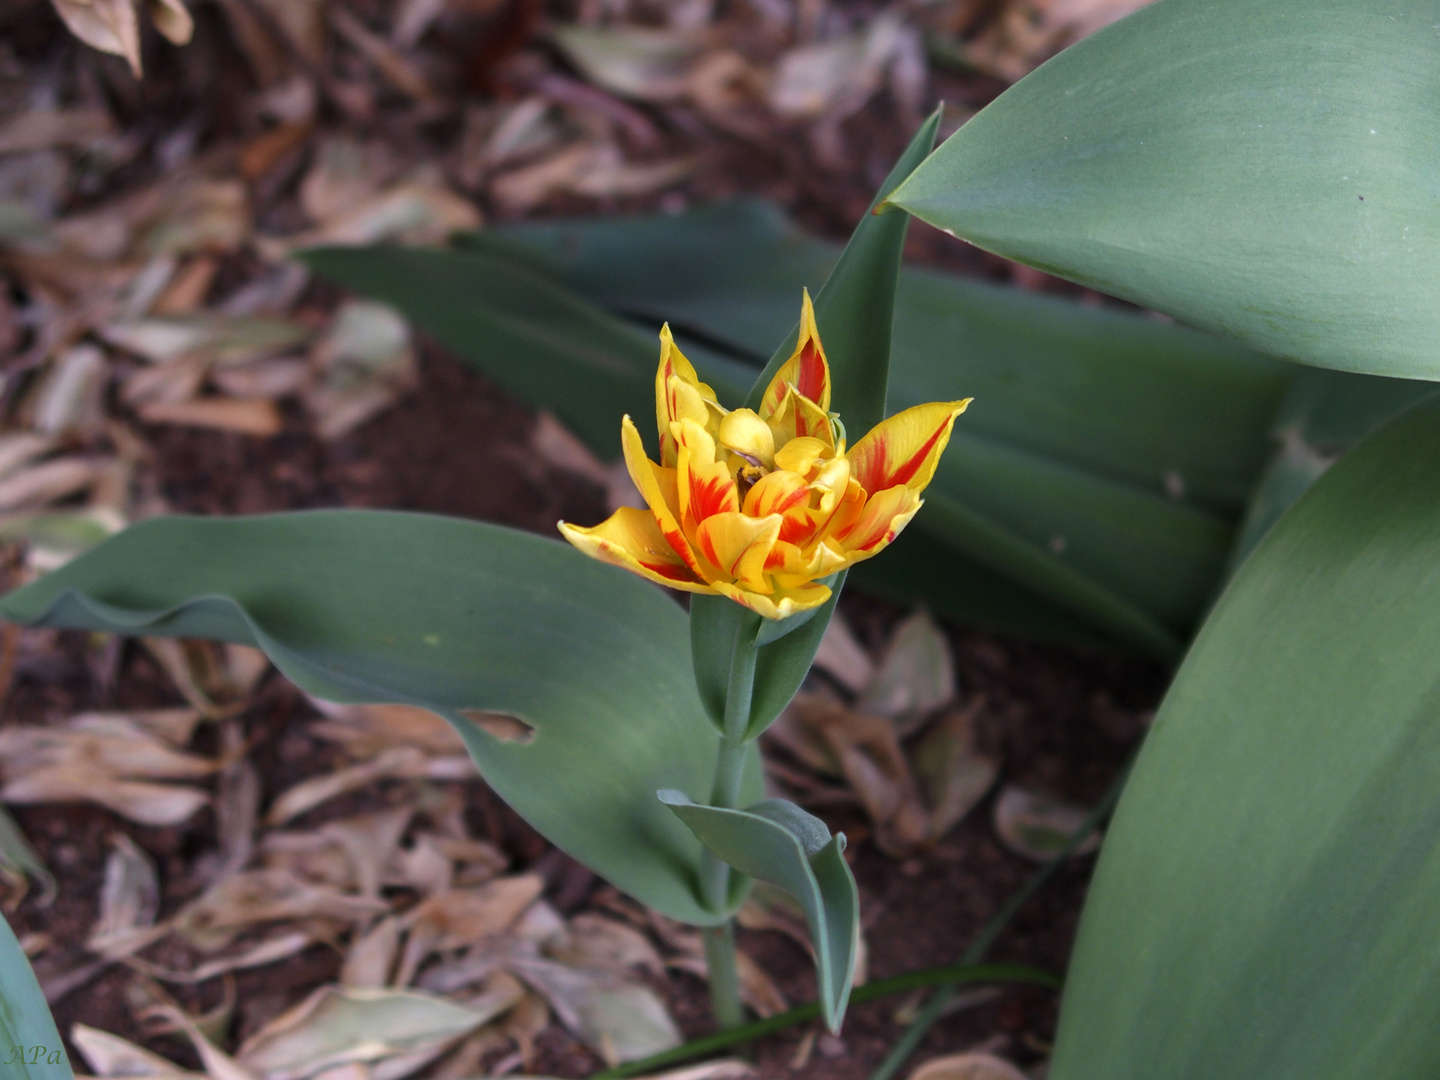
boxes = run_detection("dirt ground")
[0,2,1167,1077]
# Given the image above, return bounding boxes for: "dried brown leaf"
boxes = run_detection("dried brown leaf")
[176,868,388,943]
[856,610,956,731]
[0,108,114,155]
[138,396,282,435]
[48,0,142,76]
[908,1051,1032,1080]
[341,916,401,989]
[993,786,1101,861]
[401,874,545,952]
[87,833,159,955]
[911,700,999,842]
[308,701,468,758]
[71,1023,204,1078]
[3,768,208,826]
[811,611,873,694]
[237,985,508,1080]
[265,746,432,825]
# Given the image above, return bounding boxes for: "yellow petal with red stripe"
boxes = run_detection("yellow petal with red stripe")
[767,385,836,445]
[675,418,740,531]
[559,508,712,593]
[712,578,832,620]
[695,511,783,590]
[621,415,703,577]
[834,484,921,558]
[847,399,971,495]
[760,289,831,421]
[656,324,722,466]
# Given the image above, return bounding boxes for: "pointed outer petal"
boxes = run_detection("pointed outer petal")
[717,408,776,467]
[655,324,721,466]
[836,485,922,559]
[774,437,833,477]
[713,579,833,620]
[675,419,740,530]
[621,417,704,578]
[768,386,836,445]
[848,400,971,496]
[760,290,831,420]
[695,512,783,591]
[559,510,713,594]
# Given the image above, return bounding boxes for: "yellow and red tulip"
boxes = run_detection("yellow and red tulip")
[560,291,970,619]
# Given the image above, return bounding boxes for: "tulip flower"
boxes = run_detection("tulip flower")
[560,291,970,619]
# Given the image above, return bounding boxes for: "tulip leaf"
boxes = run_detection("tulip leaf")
[0,512,762,926]
[1051,394,1440,1080]
[658,791,858,1032]
[0,914,71,1079]
[887,0,1440,379]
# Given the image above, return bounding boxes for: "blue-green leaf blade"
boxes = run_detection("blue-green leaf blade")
[1052,394,1440,1079]
[888,0,1440,378]
[659,792,858,1031]
[0,913,72,1079]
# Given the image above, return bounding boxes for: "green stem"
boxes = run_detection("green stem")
[591,962,1060,1080]
[701,921,744,1032]
[865,758,1135,1080]
[699,618,759,1029]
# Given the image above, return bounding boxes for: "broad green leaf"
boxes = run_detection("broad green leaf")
[0,512,761,926]
[658,792,858,1032]
[0,913,72,1078]
[1051,394,1440,1080]
[307,200,1288,654]
[887,0,1440,379]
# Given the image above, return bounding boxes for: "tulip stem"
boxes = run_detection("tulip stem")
[699,618,760,1030]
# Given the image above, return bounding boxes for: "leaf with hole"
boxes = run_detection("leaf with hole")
[0,511,762,926]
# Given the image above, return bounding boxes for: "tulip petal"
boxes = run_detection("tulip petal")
[675,419,740,529]
[835,484,921,558]
[712,579,832,620]
[717,408,776,466]
[656,324,722,466]
[768,385,836,444]
[760,289,831,420]
[766,538,848,581]
[559,508,712,593]
[695,511,783,590]
[621,416,703,577]
[847,400,971,496]
[773,437,832,477]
